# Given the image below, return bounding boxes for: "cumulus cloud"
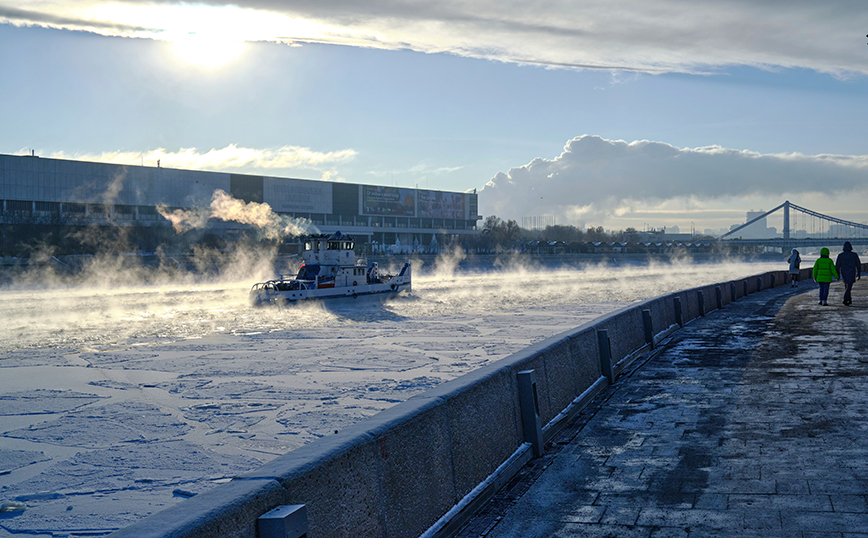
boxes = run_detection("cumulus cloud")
[2,0,867,76]
[47,144,356,172]
[481,135,868,225]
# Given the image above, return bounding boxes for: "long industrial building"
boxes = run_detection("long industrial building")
[0,153,481,254]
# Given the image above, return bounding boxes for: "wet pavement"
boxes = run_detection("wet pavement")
[457,278,868,538]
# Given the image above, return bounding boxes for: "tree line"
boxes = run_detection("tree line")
[450,215,716,253]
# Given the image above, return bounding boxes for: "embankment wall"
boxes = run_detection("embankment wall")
[109,265,861,538]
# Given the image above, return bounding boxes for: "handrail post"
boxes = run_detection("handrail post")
[259,505,308,538]
[517,370,544,458]
[597,329,615,384]
[642,309,654,349]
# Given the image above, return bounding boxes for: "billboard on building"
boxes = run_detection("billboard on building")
[264,177,332,214]
[362,186,416,216]
[419,190,465,219]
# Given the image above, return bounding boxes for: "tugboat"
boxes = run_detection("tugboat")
[249,232,411,306]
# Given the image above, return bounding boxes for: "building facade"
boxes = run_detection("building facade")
[0,153,480,253]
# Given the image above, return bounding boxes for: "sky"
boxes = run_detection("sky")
[2,0,868,234]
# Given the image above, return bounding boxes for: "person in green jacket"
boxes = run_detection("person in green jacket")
[812,247,839,306]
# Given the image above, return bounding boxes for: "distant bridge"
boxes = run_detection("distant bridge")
[719,201,868,251]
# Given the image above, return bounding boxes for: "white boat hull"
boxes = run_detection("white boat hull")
[250,279,411,306]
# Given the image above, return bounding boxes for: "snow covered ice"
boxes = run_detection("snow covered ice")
[0,257,780,535]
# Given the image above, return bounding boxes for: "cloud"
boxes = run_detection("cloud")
[2,0,867,76]
[0,4,151,34]
[47,144,356,172]
[480,135,868,225]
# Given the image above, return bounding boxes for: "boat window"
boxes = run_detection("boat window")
[304,241,313,251]
[297,264,321,280]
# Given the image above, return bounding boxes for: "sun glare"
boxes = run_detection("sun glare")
[171,36,248,70]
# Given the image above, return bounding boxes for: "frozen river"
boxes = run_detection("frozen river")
[0,256,781,535]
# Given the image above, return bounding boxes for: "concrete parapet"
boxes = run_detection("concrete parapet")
[434,369,522,499]
[108,268,795,538]
[684,289,701,322]
[241,428,383,536]
[596,308,646,365]
[108,478,286,538]
[569,329,603,392]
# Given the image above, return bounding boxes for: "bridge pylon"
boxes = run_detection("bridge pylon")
[783,201,790,243]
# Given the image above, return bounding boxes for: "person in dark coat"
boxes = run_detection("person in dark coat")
[787,249,801,287]
[835,241,862,306]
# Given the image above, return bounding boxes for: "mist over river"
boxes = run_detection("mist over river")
[0,256,782,534]
[0,256,780,355]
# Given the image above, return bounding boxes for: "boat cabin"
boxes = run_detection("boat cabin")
[296,232,369,288]
[301,232,357,266]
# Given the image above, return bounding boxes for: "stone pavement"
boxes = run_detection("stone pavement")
[457,278,868,538]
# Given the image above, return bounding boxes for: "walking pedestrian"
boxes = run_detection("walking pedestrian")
[812,247,838,306]
[835,241,862,306]
[787,248,801,287]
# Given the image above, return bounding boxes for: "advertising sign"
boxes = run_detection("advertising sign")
[419,190,465,219]
[264,177,332,214]
[363,186,416,216]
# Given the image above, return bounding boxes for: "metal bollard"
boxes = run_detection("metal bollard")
[730,282,737,302]
[259,504,308,538]
[597,329,615,385]
[715,285,722,310]
[642,309,654,349]
[517,370,544,458]
[674,296,683,327]
[697,290,705,316]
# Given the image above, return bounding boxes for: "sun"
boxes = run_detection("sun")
[171,36,248,70]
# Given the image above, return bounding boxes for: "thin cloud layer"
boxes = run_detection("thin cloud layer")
[481,135,868,225]
[45,144,357,172]
[2,0,867,75]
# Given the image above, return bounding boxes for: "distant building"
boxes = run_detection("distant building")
[663,233,694,241]
[637,229,664,241]
[522,215,556,231]
[730,210,778,239]
[828,224,862,238]
[0,153,481,254]
[704,228,730,237]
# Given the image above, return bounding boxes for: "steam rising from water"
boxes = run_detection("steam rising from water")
[158,189,319,238]
[0,256,781,356]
